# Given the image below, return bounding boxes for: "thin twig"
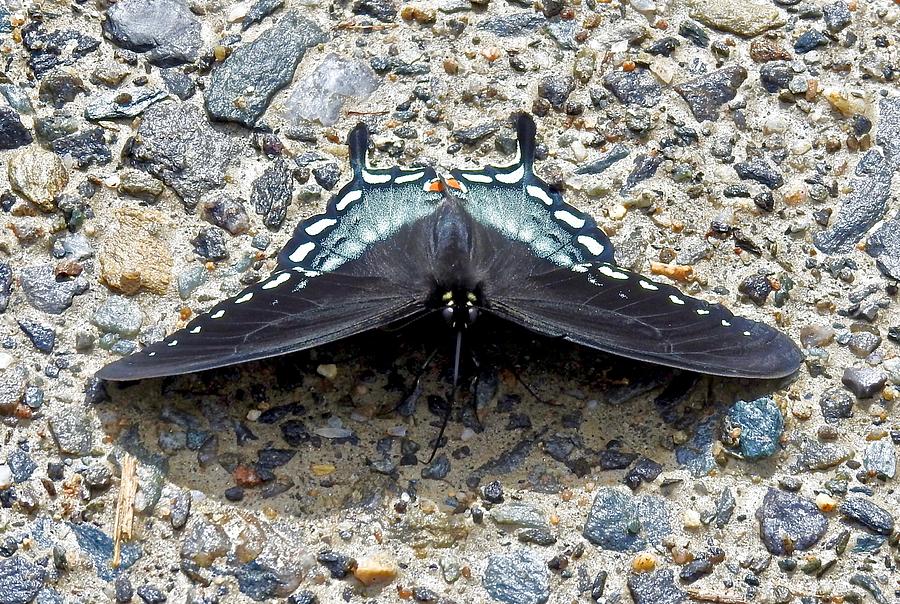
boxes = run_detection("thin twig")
[687,590,749,604]
[113,454,138,568]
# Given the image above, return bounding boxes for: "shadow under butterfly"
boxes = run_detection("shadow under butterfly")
[98,113,802,454]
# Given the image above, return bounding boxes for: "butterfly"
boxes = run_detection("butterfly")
[97,113,802,383]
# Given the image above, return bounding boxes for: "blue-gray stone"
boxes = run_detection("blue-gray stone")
[128,102,241,207]
[582,488,671,552]
[756,488,827,555]
[0,262,11,313]
[814,151,892,254]
[734,157,783,189]
[69,523,141,581]
[252,159,293,229]
[92,296,144,337]
[841,366,887,399]
[674,65,747,122]
[574,144,628,175]
[0,4,10,34]
[20,263,89,314]
[84,88,168,121]
[477,13,544,37]
[159,69,195,101]
[545,19,578,51]
[48,405,94,456]
[7,449,37,483]
[840,497,895,536]
[627,570,686,604]
[823,1,851,32]
[675,414,718,476]
[0,106,33,150]
[623,153,663,191]
[177,266,208,300]
[759,61,792,93]
[864,439,896,478]
[483,549,549,604]
[103,0,202,66]
[233,561,286,601]
[0,556,46,604]
[243,0,284,29]
[602,69,661,108]
[722,397,783,460]
[876,96,900,169]
[0,84,34,114]
[50,128,111,168]
[867,218,900,280]
[206,12,326,126]
[794,29,829,53]
[18,320,55,353]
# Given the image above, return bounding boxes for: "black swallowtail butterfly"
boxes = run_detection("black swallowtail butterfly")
[97,114,801,382]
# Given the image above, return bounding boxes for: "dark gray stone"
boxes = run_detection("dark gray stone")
[841,366,887,399]
[316,550,355,579]
[847,331,881,357]
[722,397,783,460]
[574,144,628,175]
[136,584,166,604]
[202,196,250,235]
[37,69,86,107]
[794,29,829,53]
[627,570,686,604]
[453,122,500,145]
[70,523,141,581]
[867,219,900,280]
[734,157,783,189]
[738,273,773,306]
[115,576,134,603]
[103,0,202,66]
[795,437,851,472]
[538,74,575,110]
[876,96,900,169]
[421,454,450,480]
[21,23,100,79]
[127,102,241,207]
[353,0,396,22]
[583,488,671,552]
[715,488,736,528]
[814,150,892,254]
[312,163,341,191]
[50,128,111,168]
[0,107,33,150]
[159,69,195,101]
[483,549,550,604]
[840,497,895,535]
[0,556,46,604]
[623,457,663,490]
[759,61,792,93]
[243,0,285,29]
[191,227,228,261]
[623,153,663,191]
[0,263,11,313]
[674,65,747,122]
[7,449,37,483]
[823,1,851,32]
[206,12,326,126]
[18,320,55,353]
[819,388,854,422]
[756,489,827,555]
[84,88,168,121]
[252,159,293,229]
[602,68,661,108]
[679,559,712,584]
[477,13,544,37]
[864,439,896,479]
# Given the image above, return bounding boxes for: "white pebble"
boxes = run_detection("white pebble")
[0,465,12,490]
[0,352,14,370]
[387,425,407,438]
[460,427,477,441]
[315,426,353,439]
[683,509,702,529]
[316,363,338,380]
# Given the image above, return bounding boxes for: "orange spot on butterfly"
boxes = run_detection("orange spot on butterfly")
[426,181,444,192]
[445,178,462,190]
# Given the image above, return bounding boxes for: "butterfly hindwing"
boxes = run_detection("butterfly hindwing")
[277,123,442,274]
[451,114,616,268]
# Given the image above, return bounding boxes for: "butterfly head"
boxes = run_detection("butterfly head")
[439,290,480,329]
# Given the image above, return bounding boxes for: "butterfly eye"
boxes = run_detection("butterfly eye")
[441,306,455,325]
[467,307,479,324]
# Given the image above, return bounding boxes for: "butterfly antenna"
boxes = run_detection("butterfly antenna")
[424,329,463,464]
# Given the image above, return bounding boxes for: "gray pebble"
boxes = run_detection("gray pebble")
[0,106,33,150]
[863,439,896,479]
[840,497,894,535]
[18,320,55,353]
[847,331,881,357]
[722,397,783,460]
[538,75,575,110]
[191,227,228,261]
[421,453,450,480]
[819,388,854,422]
[84,88,168,121]
[48,405,94,456]
[582,488,671,552]
[477,13,544,37]
[92,296,144,337]
[841,366,887,399]
[627,570,685,604]
[312,163,341,191]
[7,449,37,483]
[734,157,784,189]
[202,196,250,236]
[252,159,293,229]
[602,68,661,108]
[674,65,747,122]
[20,264,89,314]
[0,556,46,604]
[756,488,827,555]
[103,0,201,65]
[483,549,550,604]
[866,219,900,281]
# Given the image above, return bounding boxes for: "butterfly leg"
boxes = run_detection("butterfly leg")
[387,346,440,417]
[423,330,463,464]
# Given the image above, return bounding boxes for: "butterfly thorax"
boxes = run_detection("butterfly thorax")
[428,200,483,329]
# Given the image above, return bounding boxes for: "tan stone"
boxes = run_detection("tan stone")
[684,0,784,38]
[7,149,69,212]
[353,554,398,586]
[100,206,173,295]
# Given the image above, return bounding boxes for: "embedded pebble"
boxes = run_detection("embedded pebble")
[863,439,896,479]
[839,497,895,536]
[7,148,69,212]
[0,106,34,150]
[48,405,94,456]
[284,53,379,127]
[841,367,887,399]
[0,556,46,604]
[818,388,854,422]
[252,159,294,230]
[483,549,550,604]
[602,69,661,108]
[206,12,326,126]
[674,65,747,122]
[756,488,827,555]
[92,296,144,337]
[99,206,173,295]
[20,263,89,314]
[583,488,671,552]
[626,569,686,604]
[722,397,783,460]
[103,0,202,65]
[202,196,250,235]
